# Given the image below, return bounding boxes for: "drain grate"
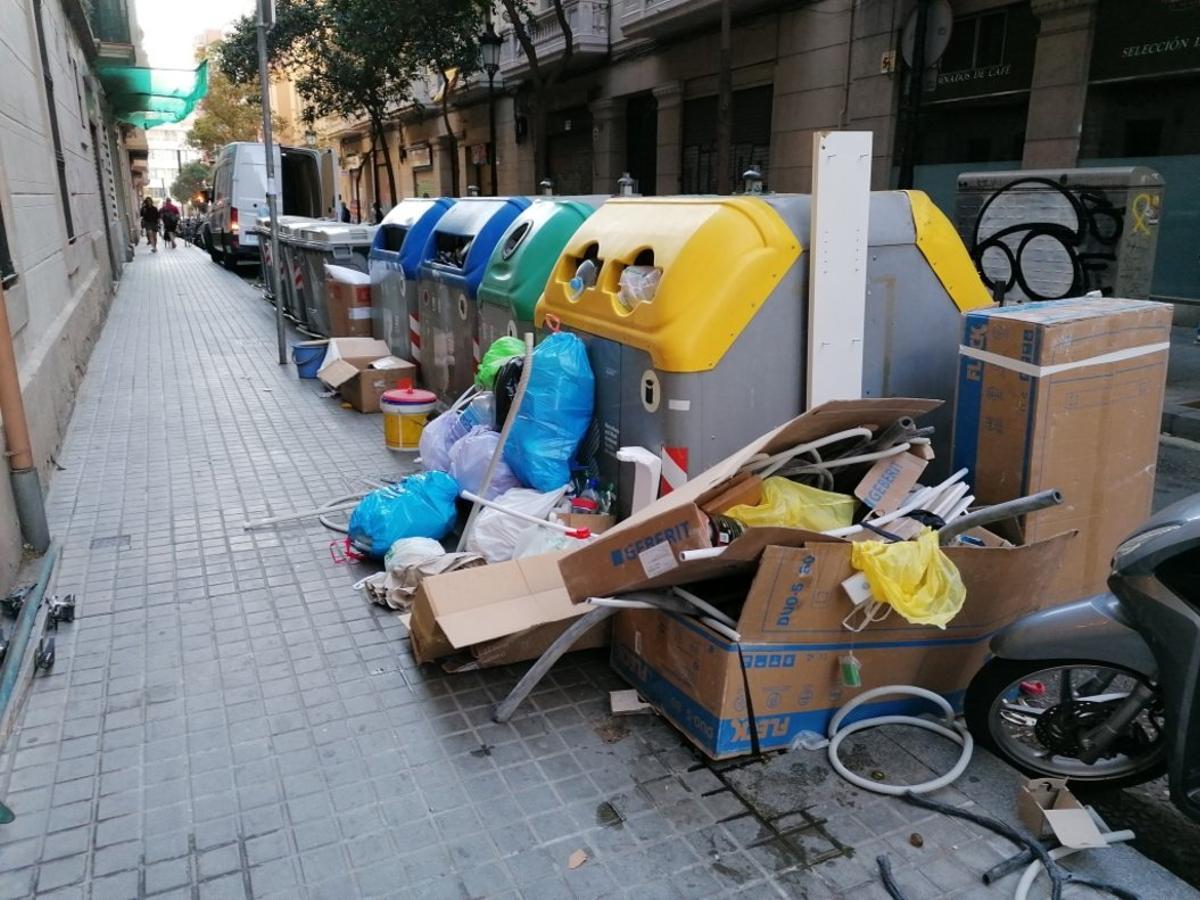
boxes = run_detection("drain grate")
[89,534,131,550]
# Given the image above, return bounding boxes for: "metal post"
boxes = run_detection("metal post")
[257,0,286,365]
[487,73,499,196]
[897,0,929,190]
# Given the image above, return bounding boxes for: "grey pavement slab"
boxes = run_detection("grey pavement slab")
[0,242,1195,899]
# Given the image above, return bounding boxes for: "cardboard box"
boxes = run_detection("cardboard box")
[554,512,617,534]
[558,398,940,602]
[409,552,610,668]
[952,298,1172,600]
[326,276,374,337]
[317,338,415,413]
[610,530,1072,759]
[1017,778,1108,849]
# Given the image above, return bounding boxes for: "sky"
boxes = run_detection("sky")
[134,0,255,68]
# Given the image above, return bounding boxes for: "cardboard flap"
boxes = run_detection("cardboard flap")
[318,358,360,390]
[418,553,586,649]
[602,399,941,537]
[318,337,391,374]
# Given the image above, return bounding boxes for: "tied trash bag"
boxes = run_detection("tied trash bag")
[512,521,594,559]
[850,528,967,628]
[723,478,855,532]
[449,426,522,500]
[418,409,469,472]
[347,471,460,558]
[493,356,523,428]
[475,336,525,389]
[466,485,568,563]
[503,332,594,492]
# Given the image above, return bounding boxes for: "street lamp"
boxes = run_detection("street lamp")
[479,22,502,196]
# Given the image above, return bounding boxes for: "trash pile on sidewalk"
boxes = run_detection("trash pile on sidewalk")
[227,164,1195,894]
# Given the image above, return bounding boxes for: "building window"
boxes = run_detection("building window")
[940,10,1009,75]
[33,0,75,241]
[681,85,773,194]
[0,204,16,287]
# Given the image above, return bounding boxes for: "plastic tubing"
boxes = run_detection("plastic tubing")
[826,686,974,796]
[1013,831,1135,900]
[784,442,911,475]
[749,427,874,478]
[458,490,586,537]
[825,468,968,538]
[673,586,739,629]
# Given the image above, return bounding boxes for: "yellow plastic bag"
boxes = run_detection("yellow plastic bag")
[850,528,966,629]
[724,477,855,532]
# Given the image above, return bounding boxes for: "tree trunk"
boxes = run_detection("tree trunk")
[716,0,733,195]
[369,131,381,218]
[372,115,398,206]
[440,81,461,197]
[530,96,549,193]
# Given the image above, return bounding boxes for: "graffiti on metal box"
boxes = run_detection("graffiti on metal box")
[969,177,1133,301]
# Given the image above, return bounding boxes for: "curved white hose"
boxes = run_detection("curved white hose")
[782,442,911,476]
[826,686,973,796]
[828,468,968,538]
[748,428,873,478]
[1013,830,1135,900]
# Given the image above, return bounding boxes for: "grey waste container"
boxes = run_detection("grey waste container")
[295,222,377,337]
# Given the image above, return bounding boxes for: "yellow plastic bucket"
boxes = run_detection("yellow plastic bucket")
[380,388,438,452]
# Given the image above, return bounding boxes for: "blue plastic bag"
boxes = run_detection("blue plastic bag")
[503,332,594,492]
[347,471,460,557]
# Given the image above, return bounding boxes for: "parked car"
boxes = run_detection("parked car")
[203,142,338,270]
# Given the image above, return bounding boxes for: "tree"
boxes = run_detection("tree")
[400,3,491,198]
[186,45,265,160]
[498,0,575,191]
[221,0,489,208]
[171,160,210,206]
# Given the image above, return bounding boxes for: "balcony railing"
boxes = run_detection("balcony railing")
[619,0,774,38]
[499,0,610,77]
[87,0,132,45]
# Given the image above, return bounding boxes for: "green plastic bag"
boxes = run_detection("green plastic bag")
[850,528,967,628]
[475,336,525,389]
[723,477,855,532]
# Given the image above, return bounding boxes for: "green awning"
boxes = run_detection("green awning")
[97,60,209,128]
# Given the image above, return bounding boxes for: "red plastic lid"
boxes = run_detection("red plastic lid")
[382,387,437,405]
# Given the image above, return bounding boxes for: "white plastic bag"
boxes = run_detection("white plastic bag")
[617,265,662,309]
[449,426,522,500]
[512,523,593,559]
[467,486,568,563]
[419,410,468,472]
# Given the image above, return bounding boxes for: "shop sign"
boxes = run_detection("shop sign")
[407,144,432,169]
[1092,0,1200,81]
[928,4,1037,102]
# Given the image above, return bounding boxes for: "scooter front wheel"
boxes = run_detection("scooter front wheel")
[964,657,1166,788]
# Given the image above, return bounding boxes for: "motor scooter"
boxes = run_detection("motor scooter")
[964,494,1200,820]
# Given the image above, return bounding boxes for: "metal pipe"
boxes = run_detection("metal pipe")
[492,605,617,722]
[0,543,57,726]
[256,1,286,366]
[0,284,50,551]
[457,333,535,552]
[938,490,1063,544]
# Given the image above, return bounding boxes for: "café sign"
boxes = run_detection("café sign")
[1092,0,1200,81]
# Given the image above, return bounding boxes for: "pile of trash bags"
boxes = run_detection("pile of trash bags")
[348,334,597,562]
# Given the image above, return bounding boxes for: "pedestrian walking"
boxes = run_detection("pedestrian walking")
[160,197,181,249]
[340,201,351,223]
[140,197,160,253]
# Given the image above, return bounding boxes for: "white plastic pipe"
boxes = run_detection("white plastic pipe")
[748,427,873,478]
[679,547,727,562]
[825,686,974,796]
[616,446,662,514]
[459,489,587,537]
[784,442,910,475]
[826,468,968,538]
[1013,830,1135,900]
[673,586,739,629]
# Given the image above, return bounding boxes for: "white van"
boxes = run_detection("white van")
[204,142,338,269]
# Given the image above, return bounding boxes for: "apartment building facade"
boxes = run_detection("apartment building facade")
[325,0,1196,309]
[0,0,147,585]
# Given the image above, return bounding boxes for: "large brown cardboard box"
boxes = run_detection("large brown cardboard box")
[557,398,940,602]
[409,553,609,668]
[952,298,1172,601]
[316,338,415,413]
[610,531,1072,758]
[326,277,374,337]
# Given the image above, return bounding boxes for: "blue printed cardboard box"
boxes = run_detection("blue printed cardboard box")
[609,532,1071,759]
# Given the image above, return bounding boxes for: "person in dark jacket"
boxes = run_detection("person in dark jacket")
[140,197,160,252]
[160,197,181,249]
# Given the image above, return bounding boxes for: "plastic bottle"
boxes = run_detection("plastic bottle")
[571,478,601,514]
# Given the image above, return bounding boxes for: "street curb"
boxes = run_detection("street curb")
[1162,404,1200,443]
